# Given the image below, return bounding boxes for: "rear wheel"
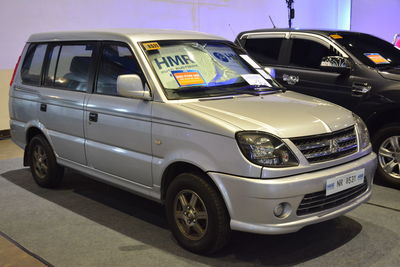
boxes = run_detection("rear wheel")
[165,173,230,254]
[28,135,64,188]
[373,125,400,187]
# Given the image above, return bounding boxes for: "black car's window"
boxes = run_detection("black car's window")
[289,38,339,69]
[333,33,400,68]
[96,44,142,96]
[21,44,47,85]
[45,44,94,91]
[244,38,283,65]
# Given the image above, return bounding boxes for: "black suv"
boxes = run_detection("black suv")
[236,29,400,186]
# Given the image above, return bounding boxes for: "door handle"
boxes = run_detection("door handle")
[282,74,299,85]
[352,82,371,96]
[40,103,47,112]
[89,112,98,122]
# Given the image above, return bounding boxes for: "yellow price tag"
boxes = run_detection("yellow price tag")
[330,34,343,39]
[143,42,161,50]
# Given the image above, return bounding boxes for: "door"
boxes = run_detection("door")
[84,42,153,186]
[275,34,362,110]
[38,42,96,165]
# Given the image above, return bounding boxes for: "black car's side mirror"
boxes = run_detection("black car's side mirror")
[320,56,352,74]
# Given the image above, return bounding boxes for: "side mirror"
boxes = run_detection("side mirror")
[117,74,151,100]
[320,56,351,74]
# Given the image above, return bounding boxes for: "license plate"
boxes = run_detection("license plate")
[325,169,365,196]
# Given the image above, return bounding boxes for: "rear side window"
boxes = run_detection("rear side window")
[96,43,142,96]
[44,45,61,86]
[45,44,94,91]
[244,38,283,65]
[289,39,339,69]
[21,44,47,85]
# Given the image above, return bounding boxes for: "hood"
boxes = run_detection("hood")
[181,91,354,138]
[378,67,400,82]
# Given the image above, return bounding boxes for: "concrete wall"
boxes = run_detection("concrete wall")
[351,0,400,42]
[0,0,350,130]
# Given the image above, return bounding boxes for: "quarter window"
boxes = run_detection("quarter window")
[244,38,283,65]
[21,44,47,85]
[289,39,339,69]
[96,44,142,96]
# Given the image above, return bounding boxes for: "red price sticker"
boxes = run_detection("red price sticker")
[172,70,205,86]
[364,53,390,64]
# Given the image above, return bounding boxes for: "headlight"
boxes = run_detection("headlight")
[236,132,298,167]
[353,113,370,149]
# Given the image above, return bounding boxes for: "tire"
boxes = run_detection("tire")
[28,135,64,188]
[165,173,231,254]
[372,125,400,187]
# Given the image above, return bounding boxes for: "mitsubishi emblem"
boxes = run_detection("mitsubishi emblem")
[330,139,339,153]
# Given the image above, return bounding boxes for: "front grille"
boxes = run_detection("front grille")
[291,126,358,164]
[296,180,368,216]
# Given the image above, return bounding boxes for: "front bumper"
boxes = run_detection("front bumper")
[209,152,377,235]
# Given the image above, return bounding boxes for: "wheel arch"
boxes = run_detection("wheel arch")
[366,109,400,138]
[23,126,46,166]
[160,161,225,206]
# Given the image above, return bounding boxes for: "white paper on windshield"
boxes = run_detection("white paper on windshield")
[240,54,261,69]
[257,68,272,79]
[241,74,271,87]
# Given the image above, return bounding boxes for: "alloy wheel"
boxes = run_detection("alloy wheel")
[32,144,48,179]
[378,136,400,180]
[173,189,208,241]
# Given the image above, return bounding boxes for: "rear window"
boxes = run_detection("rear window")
[244,38,283,65]
[47,44,94,91]
[21,44,47,85]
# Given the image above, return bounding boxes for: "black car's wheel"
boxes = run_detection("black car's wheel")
[28,135,64,188]
[165,173,231,254]
[373,125,400,187]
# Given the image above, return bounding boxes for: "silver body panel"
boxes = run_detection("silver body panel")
[9,29,377,235]
[85,94,153,186]
[210,152,376,234]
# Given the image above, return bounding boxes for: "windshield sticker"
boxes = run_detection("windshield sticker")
[206,45,252,74]
[172,70,206,87]
[147,43,260,90]
[241,74,271,87]
[143,42,161,50]
[364,53,390,64]
[330,34,343,39]
[240,55,261,69]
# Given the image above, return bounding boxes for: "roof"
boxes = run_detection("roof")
[27,28,225,43]
[237,28,368,38]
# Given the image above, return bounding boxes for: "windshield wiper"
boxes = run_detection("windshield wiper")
[376,64,400,70]
[227,84,283,96]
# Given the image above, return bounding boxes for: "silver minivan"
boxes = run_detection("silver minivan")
[9,29,377,254]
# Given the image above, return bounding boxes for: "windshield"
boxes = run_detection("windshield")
[141,40,280,100]
[333,32,400,69]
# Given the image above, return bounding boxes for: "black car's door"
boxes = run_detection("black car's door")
[274,34,362,110]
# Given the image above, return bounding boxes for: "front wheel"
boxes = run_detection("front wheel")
[165,173,231,254]
[28,135,64,188]
[373,125,400,187]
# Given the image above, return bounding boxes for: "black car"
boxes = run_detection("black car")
[236,29,400,186]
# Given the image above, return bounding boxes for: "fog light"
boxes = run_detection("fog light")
[273,202,292,219]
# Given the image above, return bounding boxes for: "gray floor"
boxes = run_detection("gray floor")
[0,158,399,267]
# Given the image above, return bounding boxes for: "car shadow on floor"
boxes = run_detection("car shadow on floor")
[2,168,363,266]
